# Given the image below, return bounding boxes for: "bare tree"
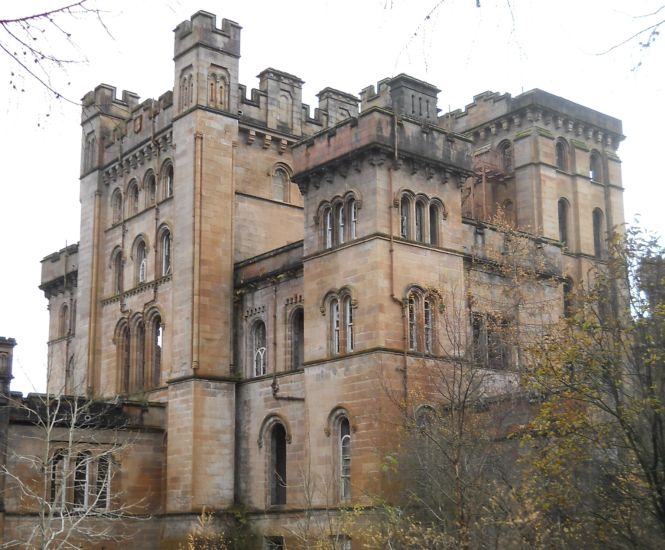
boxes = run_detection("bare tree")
[0,1,106,104]
[1,392,148,549]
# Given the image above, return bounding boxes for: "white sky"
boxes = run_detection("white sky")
[1,0,663,394]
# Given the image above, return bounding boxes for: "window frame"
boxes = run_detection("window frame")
[252,320,268,377]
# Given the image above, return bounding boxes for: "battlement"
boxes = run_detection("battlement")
[81,84,141,124]
[360,74,440,123]
[174,11,241,60]
[441,88,624,146]
[39,243,79,299]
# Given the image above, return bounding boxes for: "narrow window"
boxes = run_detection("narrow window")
[121,326,131,393]
[344,297,354,353]
[349,199,357,239]
[499,141,513,174]
[340,417,351,500]
[424,298,433,354]
[429,204,439,246]
[555,140,568,171]
[589,152,602,182]
[415,201,424,242]
[400,196,410,239]
[136,241,147,284]
[332,299,340,355]
[136,321,145,390]
[95,456,110,510]
[146,173,156,206]
[563,278,573,318]
[324,207,333,249]
[161,230,172,276]
[593,208,604,258]
[487,319,508,370]
[73,452,90,509]
[558,198,569,246]
[59,304,69,338]
[472,313,486,366]
[291,309,304,370]
[408,295,417,351]
[50,451,67,509]
[152,315,162,386]
[253,321,267,377]
[271,424,287,505]
[113,251,123,294]
[163,164,174,198]
[337,203,346,245]
[111,189,122,224]
[272,168,288,202]
[128,182,139,215]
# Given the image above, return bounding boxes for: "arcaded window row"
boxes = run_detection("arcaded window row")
[115,310,163,394]
[109,160,173,226]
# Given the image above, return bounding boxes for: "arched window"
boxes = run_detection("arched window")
[145,172,156,206]
[558,198,570,246]
[127,181,139,216]
[119,324,130,393]
[291,308,304,370]
[111,189,122,224]
[324,207,333,250]
[331,298,340,355]
[498,140,513,174]
[73,452,90,509]
[339,417,351,500]
[278,92,293,127]
[162,163,174,199]
[112,248,123,294]
[407,289,437,354]
[408,294,417,351]
[151,314,162,387]
[472,313,510,370]
[336,203,346,245]
[349,198,357,239]
[593,208,604,258]
[400,195,411,239]
[253,321,267,377]
[160,229,172,277]
[136,321,145,390]
[136,240,147,284]
[429,203,439,246]
[589,151,602,182]
[50,451,67,508]
[344,296,354,353]
[563,278,574,318]
[272,168,289,202]
[424,298,433,354]
[270,423,287,505]
[59,304,69,338]
[95,456,111,511]
[555,140,568,171]
[415,201,425,242]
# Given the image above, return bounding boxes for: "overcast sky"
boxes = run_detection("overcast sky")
[1,0,663,394]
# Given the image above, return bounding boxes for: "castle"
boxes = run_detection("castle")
[0,10,625,548]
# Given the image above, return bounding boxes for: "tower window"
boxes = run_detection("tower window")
[589,151,602,182]
[558,198,570,246]
[555,140,568,171]
[270,424,287,505]
[291,308,304,370]
[253,321,267,377]
[339,417,351,500]
[593,207,604,258]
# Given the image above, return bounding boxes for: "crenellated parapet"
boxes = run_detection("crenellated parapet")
[360,74,440,124]
[80,84,174,177]
[440,88,625,152]
[39,243,79,300]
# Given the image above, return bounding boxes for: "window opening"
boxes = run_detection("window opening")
[50,451,67,509]
[337,203,346,245]
[558,198,569,246]
[95,456,110,510]
[137,241,147,284]
[271,424,287,505]
[332,299,340,355]
[161,231,172,276]
[555,141,567,171]
[253,321,267,377]
[344,297,354,353]
[349,199,357,239]
[593,208,604,258]
[340,417,351,499]
[152,315,162,386]
[429,204,439,245]
[400,196,410,239]
[324,208,333,249]
[73,452,90,509]
[415,201,424,242]
[590,152,601,182]
[122,327,131,393]
[136,321,145,389]
[424,299,433,354]
[292,309,304,370]
[408,295,417,351]
[164,164,174,198]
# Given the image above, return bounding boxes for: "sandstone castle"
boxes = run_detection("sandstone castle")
[0,10,625,548]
